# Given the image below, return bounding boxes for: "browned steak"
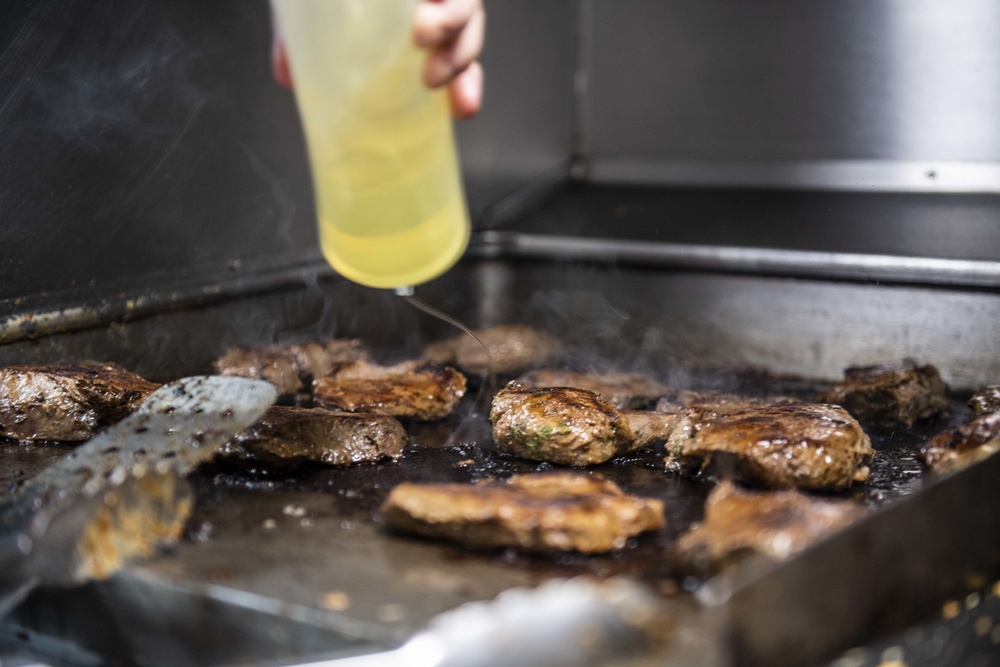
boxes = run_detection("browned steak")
[423,324,561,376]
[380,472,665,553]
[819,359,949,428]
[313,360,466,421]
[655,390,799,419]
[970,385,1000,418]
[0,363,160,441]
[490,381,637,466]
[213,339,371,398]
[920,412,1000,475]
[676,481,866,570]
[666,403,874,491]
[517,369,667,409]
[222,406,406,467]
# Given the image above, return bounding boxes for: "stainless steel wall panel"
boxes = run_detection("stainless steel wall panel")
[0,0,319,306]
[584,0,1000,181]
[0,0,577,314]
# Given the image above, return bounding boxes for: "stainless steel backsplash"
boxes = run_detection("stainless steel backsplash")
[1,0,997,322]
[581,0,1000,191]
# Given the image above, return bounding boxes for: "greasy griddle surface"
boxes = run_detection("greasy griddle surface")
[191,381,972,584]
[0,382,974,644]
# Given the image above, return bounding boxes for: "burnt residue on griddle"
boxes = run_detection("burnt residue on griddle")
[849,396,971,507]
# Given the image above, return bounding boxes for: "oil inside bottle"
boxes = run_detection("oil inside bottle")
[273,0,471,289]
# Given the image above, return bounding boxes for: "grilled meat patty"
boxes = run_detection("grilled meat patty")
[655,390,800,419]
[313,360,467,421]
[222,406,406,467]
[423,324,561,376]
[491,382,685,466]
[380,472,665,553]
[517,369,668,409]
[819,359,949,428]
[0,363,160,442]
[970,385,1000,418]
[491,382,637,466]
[920,412,1000,475]
[213,339,371,399]
[676,481,866,570]
[666,402,874,491]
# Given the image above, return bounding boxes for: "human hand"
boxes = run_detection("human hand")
[412,0,485,119]
[272,0,485,119]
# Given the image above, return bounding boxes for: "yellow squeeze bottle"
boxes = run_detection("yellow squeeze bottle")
[271,0,470,290]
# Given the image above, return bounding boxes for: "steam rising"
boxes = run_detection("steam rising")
[32,28,202,152]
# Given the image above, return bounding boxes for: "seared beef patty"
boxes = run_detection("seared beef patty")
[665,403,874,491]
[0,363,160,442]
[380,472,665,553]
[423,324,561,376]
[213,339,371,399]
[921,412,1000,475]
[491,382,690,466]
[490,382,638,466]
[676,481,866,570]
[819,359,949,428]
[970,385,1000,418]
[517,369,668,409]
[313,360,466,421]
[222,406,406,467]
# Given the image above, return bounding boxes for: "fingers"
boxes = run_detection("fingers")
[421,1,485,89]
[448,60,483,120]
[271,0,485,118]
[413,0,481,48]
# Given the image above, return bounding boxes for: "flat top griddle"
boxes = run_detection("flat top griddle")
[0,374,970,581]
[191,382,955,586]
[0,340,993,667]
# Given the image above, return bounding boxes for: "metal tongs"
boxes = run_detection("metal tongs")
[284,577,672,667]
[0,376,277,616]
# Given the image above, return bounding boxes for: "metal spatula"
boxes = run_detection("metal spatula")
[0,375,277,616]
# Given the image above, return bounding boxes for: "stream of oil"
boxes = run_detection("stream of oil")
[395,287,498,414]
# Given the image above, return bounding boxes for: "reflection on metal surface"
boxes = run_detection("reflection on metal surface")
[472,231,1000,288]
[0,261,331,346]
[590,159,1000,194]
[287,578,670,667]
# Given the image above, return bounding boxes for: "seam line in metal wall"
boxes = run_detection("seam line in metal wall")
[572,0,595,179]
